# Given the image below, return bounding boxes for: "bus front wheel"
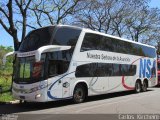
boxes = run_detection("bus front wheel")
[73,84,86,104]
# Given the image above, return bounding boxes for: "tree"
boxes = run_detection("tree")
[125,6,160,43]
[74,0,115,34]
[28,0,85,27]
[74,0,160,44]
[0,0,84,50]
[0,0,32,50]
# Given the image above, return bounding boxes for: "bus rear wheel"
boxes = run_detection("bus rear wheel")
[135,81,142,93]
[142,81,147,92]
[73,84,86,104]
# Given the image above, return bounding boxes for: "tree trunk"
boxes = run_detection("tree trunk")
[12,29,19,51]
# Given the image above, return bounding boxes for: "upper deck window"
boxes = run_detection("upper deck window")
[19,26,82,52]
[52,27,81,46]
[19,26,55,52]
[81,33,156,58]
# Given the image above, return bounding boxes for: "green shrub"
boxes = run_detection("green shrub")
[0,46,14,102]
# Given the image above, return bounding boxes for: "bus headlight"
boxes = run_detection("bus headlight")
[35,94,41,99]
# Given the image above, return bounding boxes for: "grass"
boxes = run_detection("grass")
[0,91,14,102]
[0,72,15,102]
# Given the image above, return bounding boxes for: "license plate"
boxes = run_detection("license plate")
[20,96,25,99]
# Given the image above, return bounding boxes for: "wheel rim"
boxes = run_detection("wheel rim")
[74,88,84,102]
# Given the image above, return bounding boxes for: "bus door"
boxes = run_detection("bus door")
[47,60,63,99]
[47,49,71,99]
[62,78,70,98]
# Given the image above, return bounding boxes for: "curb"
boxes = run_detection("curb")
[0,100,20,105]
[9,100,20,104]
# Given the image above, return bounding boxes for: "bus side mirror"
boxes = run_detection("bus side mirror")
[2,51,15,66]
[35,45,71,62]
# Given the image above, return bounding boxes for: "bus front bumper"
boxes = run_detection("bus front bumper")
[12,88,48,102]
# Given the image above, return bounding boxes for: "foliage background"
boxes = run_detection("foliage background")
[0,46,14,102]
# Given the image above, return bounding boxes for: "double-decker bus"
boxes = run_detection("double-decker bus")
[3,25,157,103]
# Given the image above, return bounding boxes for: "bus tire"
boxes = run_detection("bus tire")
[142,80,148,92]
[73,84,86,104]
[135,81,142,93]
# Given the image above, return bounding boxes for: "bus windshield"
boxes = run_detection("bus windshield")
[19,26,82,52]
[19,26,55,52]
[13,54,46,84]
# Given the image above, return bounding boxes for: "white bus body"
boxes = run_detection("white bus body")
[6,25,157,103]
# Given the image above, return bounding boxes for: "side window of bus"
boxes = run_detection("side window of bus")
[53,27,81,46]
[81,33,102,51]
[80,33,156,58]
[75,63,97,77]
[48,60,69,77]
[75,63,136,77]
[47,51,70,77]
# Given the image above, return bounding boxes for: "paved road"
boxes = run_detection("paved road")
[0,87,160,119]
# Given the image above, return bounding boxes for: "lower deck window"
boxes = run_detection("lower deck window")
[48,60,69,77]
[75,63,136,77]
